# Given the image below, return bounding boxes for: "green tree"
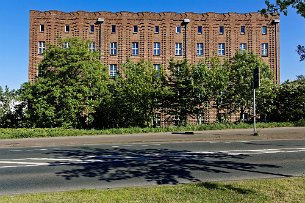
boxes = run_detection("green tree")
[271,75,305,121]
[262,0,305,17]
[165,60,196,125]
[225,52,274,121]
[262,1,305,61]
[21,38,110,128]
[96,61,169,128]
[0,86,24,127]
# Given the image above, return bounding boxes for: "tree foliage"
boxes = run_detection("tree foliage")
[21,38,110,128]
[0,86,24,127]
[262,0,305,17]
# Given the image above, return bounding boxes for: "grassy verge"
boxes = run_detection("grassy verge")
[1,177,304,203]
[0,120,304,139]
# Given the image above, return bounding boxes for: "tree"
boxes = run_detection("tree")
[271,76,305,121]
[96,60,169,128]
[165,60,197,125]
[262,0,305,17]
[0,86,24,127]
[21,38,110,128]
[225,52,274,121]
[262,1,305,61]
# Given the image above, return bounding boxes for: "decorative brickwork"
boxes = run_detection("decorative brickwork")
[29,10,280,84]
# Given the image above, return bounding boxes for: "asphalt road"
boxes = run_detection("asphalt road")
[0,139,305,195]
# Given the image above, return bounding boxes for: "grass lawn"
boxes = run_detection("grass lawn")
[1,121,304,139]
[1,177,305,203]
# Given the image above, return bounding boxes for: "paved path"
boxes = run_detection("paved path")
[0,127,304,148]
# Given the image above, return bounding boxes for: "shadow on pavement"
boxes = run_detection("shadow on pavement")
[46,147,290,185]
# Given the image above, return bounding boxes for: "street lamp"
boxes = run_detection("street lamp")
[96,17,104,61]
[182,18,190,60]
[272,19,280,84]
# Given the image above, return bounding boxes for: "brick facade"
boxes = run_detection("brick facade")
[29,10,280,84]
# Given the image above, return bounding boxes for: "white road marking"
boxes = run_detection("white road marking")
[1,147,305,169]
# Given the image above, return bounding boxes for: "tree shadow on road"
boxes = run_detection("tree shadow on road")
[46,147,290,185]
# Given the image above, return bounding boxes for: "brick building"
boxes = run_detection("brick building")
[29,10,280,83]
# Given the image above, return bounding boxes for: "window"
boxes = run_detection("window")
[90,25,94,33]
[155,25,159,33]
[63,42,69,49]
[39,24,44,32]
[176,26,181,33]
[241,26,245,34]
[111,25,116,33]
[110,42,117,55]
[65,25,70,32]
[133,25,138,33]
[153,42,161,56]
[219,26,224,34]
[175,43,182,56]
[197,43,204,56]
[89,42,96,52]
[38,41,45,54]
[218,43,225,56]
[262,26,267,35]
[153,64,161,77]
[262,43,268,56]
[132,42,139,56]
[109,64,117,77]
[240,43,247,52]
[198,26,202,34]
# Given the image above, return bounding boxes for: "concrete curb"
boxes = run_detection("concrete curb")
[0,127,304,149]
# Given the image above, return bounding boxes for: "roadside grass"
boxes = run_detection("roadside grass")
[1,177,304,203]
[0,121,304,139]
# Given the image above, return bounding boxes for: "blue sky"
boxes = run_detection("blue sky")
[1,0,305,90]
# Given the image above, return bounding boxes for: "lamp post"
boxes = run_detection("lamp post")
[272,19,280,84]
[96,17,104,61]
[182,18,190,60]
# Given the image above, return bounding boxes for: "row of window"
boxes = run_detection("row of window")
[39,24,268,35]
[109,64,160,77]
[38,41,269,56]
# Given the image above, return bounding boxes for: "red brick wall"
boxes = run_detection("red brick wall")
[29,10,280,83]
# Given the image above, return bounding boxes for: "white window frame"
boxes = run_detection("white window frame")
[89,42,96,52]
[218,43,225,56]
[38,41,45,54]
[175,43,182,56]
[197,43,204,56]
[198,26,202,34]
[241,26,245,34]
[133,25,138,33]
[262,43,268,56]
[155,26,159,33]
[39,24,44,32]
[90,25,94,33]
[153,64,161,77]
[63,42,69,49]
[132,42,139,56]
[262,26,267,35]
[110,42,117,55]
[176,26,181,33]
[219,26,224,34]
[65,25,70,33]
[109,64,117,77]
[240,43,247,52]
[111,25,116,33]
[153,42,161,56]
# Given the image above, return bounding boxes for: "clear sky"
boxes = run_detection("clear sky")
[1,0,305,90]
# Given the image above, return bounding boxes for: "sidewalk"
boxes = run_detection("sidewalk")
[0,127,304,148]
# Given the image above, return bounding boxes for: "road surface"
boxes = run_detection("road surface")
[1,139,305,195]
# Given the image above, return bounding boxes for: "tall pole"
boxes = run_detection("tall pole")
[253,86,257,135]
[97,18,104,62]
[182,19,190,60]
